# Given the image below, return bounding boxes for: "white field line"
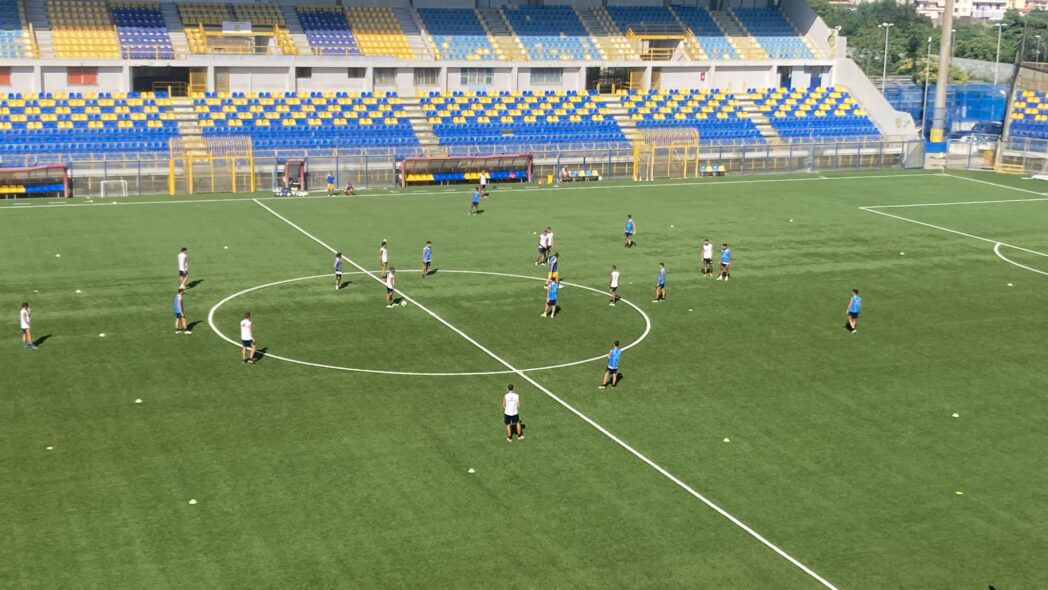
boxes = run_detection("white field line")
[994,243,1048,277]
[943,172,1048,197]
[0,172,934,212]
[863,196,1048,209]
[206,270,652,377]
[251,198,839,589]
[858,207,1048,259]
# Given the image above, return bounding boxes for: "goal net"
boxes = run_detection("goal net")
[401,153,532,187]
[100,180,129,198]
[633,127,700,181]
[0,164,69,198]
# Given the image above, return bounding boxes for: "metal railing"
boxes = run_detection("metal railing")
[36,138,922,197]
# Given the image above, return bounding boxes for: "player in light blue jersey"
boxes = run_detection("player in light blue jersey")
[624,214,636,248]
[421,241,433,278]
[174,287,191,334]
[599,340,622,389]
[469,186,481,215]
[334,252,345,290]
[845,289,861,333]
[653,262,667,302]
[718,243,732,281]
[542,278,560,318]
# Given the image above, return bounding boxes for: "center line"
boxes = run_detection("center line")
[251,198,838,589]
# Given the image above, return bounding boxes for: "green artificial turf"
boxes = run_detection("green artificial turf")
[2,170,1047,588]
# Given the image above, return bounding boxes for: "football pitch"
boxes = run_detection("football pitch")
[2,169,1047,588]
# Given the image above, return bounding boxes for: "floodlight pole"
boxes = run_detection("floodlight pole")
[930,0,955,145]
[879,22,895,91]
[993,23,1006,85]
[922,36,932,136]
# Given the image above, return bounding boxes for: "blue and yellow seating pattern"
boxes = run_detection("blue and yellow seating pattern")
[418,8,498,61]
[502,6,600,61]
[0,92,177,157]
[753,87,879,141]
[1009,90,1048,140]
[625,88,763,145]
[0,0,31,58]
[195,92,419,150]
[422,90,627,150]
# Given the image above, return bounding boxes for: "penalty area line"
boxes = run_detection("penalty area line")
[251,198,839,590]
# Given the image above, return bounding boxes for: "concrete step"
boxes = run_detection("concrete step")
[24,0,52,58]
[161,3,189,57]
[280,5,311,56]
[391,6,425,60]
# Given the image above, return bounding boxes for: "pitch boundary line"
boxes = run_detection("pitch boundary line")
[251,198,839,589]
[205,270,652,376]
[0,172,934,212]
[994,243,1048,276]
[862,196,1048,209]
[943,172,1048,197]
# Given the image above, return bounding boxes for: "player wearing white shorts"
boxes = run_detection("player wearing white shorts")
[240,312,256,364]
[379,241,389,277]
[609,265,620,306]
[177,247,188,289]
[20,302,36,349]
[385,267,396,307]
[479,170,489,196]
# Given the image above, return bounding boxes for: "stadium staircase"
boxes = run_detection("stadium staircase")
[736,94,781,144]
[392,6,427,60]
[576,6,636,61]
[404,103,445,157]
[709,10,766,60]
[25,0,51,58]
[280,4,311,56]
[477,8,527,62]
[780,11,823,59]
[667,9,706,61]
[161,3,189,58]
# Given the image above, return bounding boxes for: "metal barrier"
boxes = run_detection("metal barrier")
[43,139,923,197]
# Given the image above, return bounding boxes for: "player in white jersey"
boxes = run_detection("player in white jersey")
[609,265,621,306]
[20,302,36,349]
[535,229,548,266]
[479,170,489,196]
[240,312,256,364]
[177,247,189,289]
[701,239,714,277]
[385,267,396,307]
[544,227,555,261]
[379,240,389,277]
[502,384,523,442]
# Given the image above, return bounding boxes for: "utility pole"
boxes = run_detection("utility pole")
[923,36,932,137]
[879,22,895,91]
[929,0,955,145]
[993,23,1006,86]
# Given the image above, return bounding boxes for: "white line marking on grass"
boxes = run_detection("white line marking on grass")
[864,196,1048,209]
[0,172,933,212]
[858,206,1048,259]
[251,198,840,590]
[944,172,1048,197]
[994,243,1048,276]
[206,270,651,376]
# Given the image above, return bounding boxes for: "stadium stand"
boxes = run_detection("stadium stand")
[0,0,32,58]
[753,87,880,141]
[1008,90,1048,139]
[344,6,414,59]
[671,6,737,60]
[178,3,229,53]
[296,6,360,56]
[0,92,179,157]
[731,8,812,60]
[196,92,419,151]
[501,6,601,61]
[423,90,628,151]
[49,0,120,58]
[417,8,498,61]
[112,3,176,59]
[624,89,764,145]
[606,5,682,34]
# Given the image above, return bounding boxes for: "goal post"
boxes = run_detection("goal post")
[633,127,700,181]
[0,165,70,198]
[401,153,533,187]
[100,180,129,198]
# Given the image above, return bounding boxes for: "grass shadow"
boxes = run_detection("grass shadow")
[186,279,204,289]
[186,321,202,332]
[33,334,52,347]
